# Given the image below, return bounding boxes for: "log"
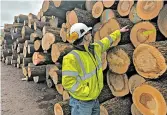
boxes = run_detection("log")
[17,53,24,64]
[129,4,142,24]
[22,66,28,77]
[99,18,133,46]
[4,24,13,32]
[130,21,157,47]
[2,57,5,63]
[46,64,60,79]
[28,63,46,78]
[4,39,13,45]
[15,28,22,34]
[42,32,62,51]
[41,16,53,22]
[158,4,167,37]
[32,52,52,65]
[136,1,164,20]
[131,103,143,115]
[133,41,167,79]
[46,78,55,88]
[13,23,24,28]
[27,44,34,54]
[49,17,64,28]
[34,40,43,52]
[34,20,50,30]
[51,43,73,63]
[13,42,18,50]
[11,59,17,65]
[92,22,102,36]
[5,56,12,65]
[133,76,167,115]
[49,69,62,85]
[107,70,129,97]
[102,0,115,8]
[23,45,32,57]
[85,0,96,11]
[21,26,34,38]
[92,2,104,18]
[30,29,43,42]
[100,96,132,115]
[11,51,17,60]
[22,57,32,67]
[117,0,134,16]
[11,32,22,40]
[68,8,98,26]
[2,49,12,58]
[33,76,46,83]
[3,44,12,49]
[17,43,24,53]
[128,74,146,94]
[17,63,22,69]
[62,90,70,101]
[24,40,34,48]
[107,43,134,74]
[54,101,70,115]
[28,13,37,21]
[17,14,28,23]
[4,32,12,40]
[42,26,61,36]
[60,27,67,42]
[56,84,64,95]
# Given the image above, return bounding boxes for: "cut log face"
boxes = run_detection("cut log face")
[51,43,73,63]
[34,40,43,51]
[22,66,28,77]
[133,76,167,115]
[117,0,134,16]
[92,2,104,18]
[136,1,164,20]
[32,52,52,65]
[131,103,143,115]
[107,71,129,97]
[128,74,146,94]
[158,4,167,37]
[129,4,142,24]
[56,84,64,95]
[130,21,156,47]
[107,46,131,74]
[100,9,116,24]
[54,101,70,115]
[62,90,70,101]
[21,26,34,38]
[100,97,132,115]
[133,41,167,79]
[102,0,115,8]
[49,67,61,85]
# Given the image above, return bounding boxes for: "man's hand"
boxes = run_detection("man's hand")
[120,25,129,32]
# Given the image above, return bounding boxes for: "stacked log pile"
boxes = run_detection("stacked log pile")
[0,1,167,115]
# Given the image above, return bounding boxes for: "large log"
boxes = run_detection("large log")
[107,70,129,97]
[34,40,43,52]
[133,76,167,115]
[107,43,135,74]
[21,26,34,38]
[22,57,32,67]
[68,8,98,26]
[51,43,73,63]
[100,96,132,115]
[133,41,167,79]
[28,63,46,78]
[32,52,52,65]
[54,101,70,115]
[158,4,167,38]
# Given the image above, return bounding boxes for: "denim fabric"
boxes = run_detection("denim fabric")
[69,97,100,115]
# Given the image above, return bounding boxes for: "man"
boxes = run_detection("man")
[62,23,129,115]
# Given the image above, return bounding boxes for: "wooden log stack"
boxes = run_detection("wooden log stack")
[1,1,167,115]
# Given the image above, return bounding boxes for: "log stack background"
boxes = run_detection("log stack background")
[0,0,167,115]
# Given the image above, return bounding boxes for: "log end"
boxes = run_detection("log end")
[92,1,104,18]
[54,103,63,115]
[42,33,55,51]
[102,0,115,8]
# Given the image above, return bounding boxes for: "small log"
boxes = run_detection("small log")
[24,40,34,48]
[131,103,143,115]
[27,44,34,54]
[107,70,129,97]
[128,74,146,94]
[15,28,22,34]
[49,69,62,85]
[34,40,43,52]
[4,24,13,32]
[13,42,18,50]
[46,78,55,88]
[51,43,73,63]
[17,53,24,64]
[133,76,167,115]
[5,56,12,65]
[133,41,167,79]
[136,1,164,20]
[92,2,104,18]
[54,101,70,115]
[11,51,17,60]
[56,84,64,95]
[21,26,34,38]
[34,20,50,30]
[4,32,12,40]
[28,13,37,21]
[158,4,167,37]
[68,8,98,26]
[30,29,43,42]
[17,14,28,23]
[62,90,70,101]
[28,63,46,78]
[117,0,134,16]
[102,0,115,8]
[33,76,46,83]
[13,23,24,28]
[92,22,102,36]
[22,57,32,67]
[100,96,132,115]
[17,43,24,53]
[2,57,5,63]
[32,52,52,65]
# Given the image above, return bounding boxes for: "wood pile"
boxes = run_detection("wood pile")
[0,1,167,115]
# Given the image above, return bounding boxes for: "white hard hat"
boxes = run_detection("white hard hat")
[70,23,92,39]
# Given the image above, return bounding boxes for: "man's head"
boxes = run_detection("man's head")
[67,23,93,46]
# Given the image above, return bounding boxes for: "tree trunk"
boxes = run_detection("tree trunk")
[34,20,50,30]
[51,43,73,63]
[21,26,34,38]
[17,53,24,64]
[54,101,70,115]
[92,2,104,18]
[107,70,129,97]
[27,44,34,54]
[32,52,52,65]
[34,40,43,52]
[22,57,32,67]
[133,41,167,79]
[28,63,46,78]
[107,43,135,74]
[100,96,132,115]
[133,76,167,115]
[33,76,46,83]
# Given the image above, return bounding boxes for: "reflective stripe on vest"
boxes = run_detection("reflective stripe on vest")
[107,35,113,44]
[96,41,104,50]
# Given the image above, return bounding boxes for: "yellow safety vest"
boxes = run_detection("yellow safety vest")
[62,30,121,101]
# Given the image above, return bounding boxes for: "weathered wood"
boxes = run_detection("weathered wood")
[17,63,22,69]
[42,26,61,36]
[41,16,53,22]
[4,32,12,40]
[24,40,34,48]
[49,17,64,28]
[11,32,22,40]
[2,49,12,58]
[34,40,43,52]
[17,14,28,23]
[4,24,13,32]
[33,76,46,83]
[23,45,32,58]
[22,57,32,67]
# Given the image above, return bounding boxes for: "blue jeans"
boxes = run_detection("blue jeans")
[69,97,100,115]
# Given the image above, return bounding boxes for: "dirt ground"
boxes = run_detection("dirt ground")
[1,62,63,115]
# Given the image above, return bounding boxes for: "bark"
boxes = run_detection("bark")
[21,26,34,38]
[54,101,70,115]
[34,20,50,30]
[28,63,46,77]
[27,44,34,55]
[33,76,46,83]
[22,57,32,67]
[34,40,43,52]
[46,78,55,88]
[17,43,24,53]
[17,53,24,64]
